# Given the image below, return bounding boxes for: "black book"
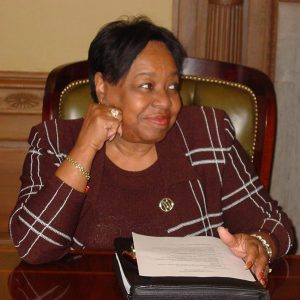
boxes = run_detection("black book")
[113,237,270,300]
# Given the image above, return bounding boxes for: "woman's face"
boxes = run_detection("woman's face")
[100,41,182,144]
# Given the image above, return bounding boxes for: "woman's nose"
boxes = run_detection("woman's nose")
[152,89,172,108]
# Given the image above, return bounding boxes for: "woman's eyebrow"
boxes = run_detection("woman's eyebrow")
[134,71,179,78]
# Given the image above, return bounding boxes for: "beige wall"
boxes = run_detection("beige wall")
[0,0,173,72]
[271,2,300,253]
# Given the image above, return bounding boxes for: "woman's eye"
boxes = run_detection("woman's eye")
[140,83,153,90]
[168,83,179,91]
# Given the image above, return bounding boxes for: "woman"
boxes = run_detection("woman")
[9,16,294,287]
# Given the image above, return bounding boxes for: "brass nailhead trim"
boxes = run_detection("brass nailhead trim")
[59,79,89,118]
[180,75,258,162]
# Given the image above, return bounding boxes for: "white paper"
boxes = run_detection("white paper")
[115,253,131,294]
[132,233,255,281]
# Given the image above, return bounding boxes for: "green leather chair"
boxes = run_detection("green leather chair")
[43,57,276,190]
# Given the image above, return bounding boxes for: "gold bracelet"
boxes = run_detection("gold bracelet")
[251,234,273,262]
[65,155,90,181]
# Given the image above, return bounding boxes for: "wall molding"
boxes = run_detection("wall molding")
[0,71,47,115]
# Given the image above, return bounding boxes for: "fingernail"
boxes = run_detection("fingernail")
[258,271,264,280]
[264,278,268,286]
[261,276,268,287]
[108,135,115,142]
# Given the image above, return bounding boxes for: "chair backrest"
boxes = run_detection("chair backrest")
[43,57,276,190]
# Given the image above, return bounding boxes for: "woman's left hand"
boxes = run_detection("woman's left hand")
[217,226,271,287]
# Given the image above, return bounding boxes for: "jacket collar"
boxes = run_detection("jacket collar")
[156,124,199,190]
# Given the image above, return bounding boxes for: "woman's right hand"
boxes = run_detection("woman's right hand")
[55,103,122,192]
[75,102,122,153]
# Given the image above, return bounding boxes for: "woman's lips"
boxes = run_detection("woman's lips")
[146,115,170,126]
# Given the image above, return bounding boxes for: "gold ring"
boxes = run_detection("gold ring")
[110,108,119,118]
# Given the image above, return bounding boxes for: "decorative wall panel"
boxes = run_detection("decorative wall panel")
[206,0,244,63]
[0,71,46,241]
[173,0,276,78]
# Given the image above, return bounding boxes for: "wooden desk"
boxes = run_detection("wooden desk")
[1,247,299,300]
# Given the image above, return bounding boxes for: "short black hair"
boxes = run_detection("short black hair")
[88,16,187,101]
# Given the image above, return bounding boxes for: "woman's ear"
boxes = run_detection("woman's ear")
[94,72,105,103]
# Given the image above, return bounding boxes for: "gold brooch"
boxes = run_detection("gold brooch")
[159,198,174,212]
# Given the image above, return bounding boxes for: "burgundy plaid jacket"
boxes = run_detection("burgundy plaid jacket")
[9,106,294,264]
